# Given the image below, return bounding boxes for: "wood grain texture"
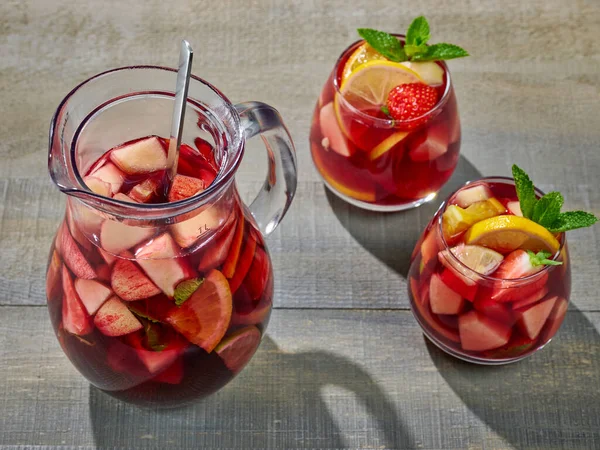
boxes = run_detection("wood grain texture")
[1,306,600,450]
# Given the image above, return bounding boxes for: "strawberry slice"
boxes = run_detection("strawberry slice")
[490,250,551,302]
[62,266,93,336]
[167,174,205,202]
[516,296,557,340]
[56,222,96,280]
[111,258,162,301]
[439,268,478,302]
[429,273,464,315]
[458,310,512,352]
[386,82,438,128]
[193,138,218,170]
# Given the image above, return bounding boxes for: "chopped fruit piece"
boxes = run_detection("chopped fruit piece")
[100,220,155,255]
[493,249,546,279]
[490,271,549,303]
[228,235,257,293]
[367,131,409,161]
[128,178,161,203]
[99,248,116,266]
[454,184,492,208]
[152,358,184,384]
[439,244,504,281]
[112,193,136,203]
[96,264,112,282]
[420,227,439,268]
[231,291,272,326]
[400,61,444,86]
[516,296,557,340]
[167,175,205,202]
[128,295,173,323]
[386,82,438,125]
[62,266,93,336]
[321,168,377,202]
[74,279,112,315]
[408,122,449,162]
[106,340,146,377]
[215,326,261,373]
[245,246,270,300]
[94,296,143,336]
[192,138,218,171]
[198,221,236,272]
[442,198,506,238]
[439,268,478,301]
[46,250,62,300]
[111,258,161,301]
[110,136,167,175]
[83,176,111,197]
[464,215,561,253]
[127,332,187,374]
[506,201,523,217]
[429,273,464,315]
[56,222,96,280]
[410,277,461,343]
[222,219,245,278]
[165,269,233,352]
[320,102,353,157]
[90,162,125,195]
[511,286,549,310]
[458,310,511,351]
[170,206,223,248]
[483,335,535,359]
[541,297,568,341]
[66,207,93,251]
[135,233,195,297]
[473,296,514,325]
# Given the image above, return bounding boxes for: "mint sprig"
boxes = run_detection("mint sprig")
[174,278,204,306]
[512,164,598,233]
[527,250,563,267]
[357,16,468,63]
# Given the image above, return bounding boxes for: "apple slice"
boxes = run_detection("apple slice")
[516,296,557,340]
[110,136,167,175]
[90,162,125,195]
[473,296,514,325]
[152,358,184,384]
[511,286,549,310]
[215,326,261,373]
[458,310,512,351]
[83,176,112,197]
[439,268,478,302]
[483,335,536,359]
[408,122,449,162]
[46,250,62,300]
[56,222,96,280]
[168,174,205,202]
[74,278,112,315]
[506,201,523,217]
[96,264,112,283]
[166,269,232,352]
[541,296,568,341]
[400,61,444,86]
[454,184,492,208]
[245,246,271,300]
[320,101,353,157]
[112,193,137,203]
[231,291,273,326]
[228,234,257,293]
[100,220,155,255]
[197,221,236,272]
[222,218,245,278]
[127,332,187,375]
[111,258,161,301]
[62,266,93,336]
[128,177,162,203]
[429,273,464,315]
[135,233,195,297]
[170,206,223,248]
[94,296,143,336]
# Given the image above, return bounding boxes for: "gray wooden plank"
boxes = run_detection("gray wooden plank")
[1,306,599,449]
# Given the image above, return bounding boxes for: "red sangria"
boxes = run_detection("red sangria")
[310,17,468,211]
[408,165,597,363]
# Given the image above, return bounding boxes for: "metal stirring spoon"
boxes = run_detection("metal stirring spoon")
[165,40,194,197]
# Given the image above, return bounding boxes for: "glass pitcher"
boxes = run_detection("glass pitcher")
[45,66,297,407]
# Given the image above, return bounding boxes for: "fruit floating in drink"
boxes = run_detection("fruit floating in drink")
[310,16,468,211]
[407,165,597,363]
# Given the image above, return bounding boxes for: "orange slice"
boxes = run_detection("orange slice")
[367,131,409,161]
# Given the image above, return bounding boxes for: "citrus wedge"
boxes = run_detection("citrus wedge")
[464,215,560,254]
[442,198,506,237]
[342,43,388,83]
[367,131,409,161]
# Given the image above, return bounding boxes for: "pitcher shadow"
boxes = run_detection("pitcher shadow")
[426,303,600,448]
[325,155,482,278]
[89,335,415,449]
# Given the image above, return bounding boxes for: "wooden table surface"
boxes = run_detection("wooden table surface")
[1,1,599,449]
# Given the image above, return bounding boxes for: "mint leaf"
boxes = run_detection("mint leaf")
[412,43,469,61]
[532,192,563,228]
[143,320,167,352]
[404,44,428,59]
[406,16,430,47]
[357,28,407,62]
[512,164,537,219]
[547,211,598,233]
[527,250,563,267]
[174,278,204,306]
[129,305,161,323]
[381,105,390,116]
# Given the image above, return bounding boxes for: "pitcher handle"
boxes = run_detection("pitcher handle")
[235,102,297,237]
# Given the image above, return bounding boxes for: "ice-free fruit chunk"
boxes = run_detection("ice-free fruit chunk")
[112,193,136,203]
[429,273,464,315]
[128,177,162,203]
[439,268,478,301]
[165,269,232,352]
[473,296,514,325]
[228,234,257,293]
[74,279,112,315]
[66,207,94,251]
[506,201,523,217]
[442,198,506,238]
[483,335,536,359]
[319,102,353,157]
[222,218,245,278]
[46,250,62,300]
[127,332,186,375]
[135,233,194,297]
[62,266,93,336]
[152,358,184,384]
[367,131,408,161]
[56,222,97,280]
[454,184,492,208]
[420,227,439,268]
[170,206,223,248]
[231,292,272,326]
[438,244,504,288]
[90,162,125,195]
[110,136,167,175]
[84,176,112,197]
[410,277,460,343]
[516,296,557,340]
[215,326,261,373]
[490,249,552,302]
[511,286,549,310]
[197,221,236,272]
[541,297,568,341]
[245,246,271,300]
[94,296,143,336]
[400,61,444,86]
[408,122,449,162]
[100,220,155,255]
[111,258,161,301]
[167,175,205,202]
[458,310,511,351]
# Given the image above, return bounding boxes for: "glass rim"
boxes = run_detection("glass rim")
[332,35,453,127]
[436,176,566,285]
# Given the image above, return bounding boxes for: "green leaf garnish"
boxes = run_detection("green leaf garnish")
[174,278,204,306]
[512,164,537,219]
[381,105,391,116]
[547,211,598,233]
[532,192,563,228]
[129,305,161,323]
[527,250,562,267]
[143,320,167,352]
[356,16,468,63]
[357,28,407,62]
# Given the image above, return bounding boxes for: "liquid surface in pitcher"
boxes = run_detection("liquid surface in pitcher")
[46,135,273,406]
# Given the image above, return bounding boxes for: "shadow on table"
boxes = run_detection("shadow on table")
[426,303,600,448]
[89,335,414,449]
[325,155,482,278]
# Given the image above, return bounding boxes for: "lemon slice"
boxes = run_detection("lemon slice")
[464,215,560,254]
[367,131,409,161]
[342,43,388,83]
[443,198,506,237]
